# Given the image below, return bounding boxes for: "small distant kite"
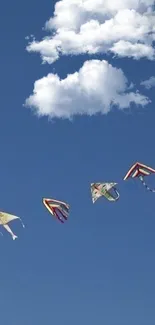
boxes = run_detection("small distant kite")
[43,198,69,223]
[0,211,25,240]
[91,183,120,203]
[124,162,155,192]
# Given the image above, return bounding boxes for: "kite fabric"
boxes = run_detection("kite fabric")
[124,162,155,193]
[43,198,70,223]
[91,182,120,203]
[0,211,25,240]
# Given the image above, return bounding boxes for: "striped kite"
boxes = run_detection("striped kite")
[124,162,155,193]
[43,198,69,223]
[91,182,120,203]
[0,211,25,240]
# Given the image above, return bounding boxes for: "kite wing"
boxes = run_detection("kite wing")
[0,212,20,224]
[43,198,69,223]
[124,162,155,192]
[0,211,25,240]
[91,182,119,203]
[91,183,103,203]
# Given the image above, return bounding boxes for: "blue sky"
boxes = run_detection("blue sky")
[0,0,155,324]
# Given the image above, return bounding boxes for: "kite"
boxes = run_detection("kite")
[123,162,155,192]
[91,183,120,203]
[43,198,69,223]
[0,211,25,240]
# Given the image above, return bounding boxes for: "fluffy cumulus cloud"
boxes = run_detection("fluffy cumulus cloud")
[26,0,155,63]
[25,59,149,119]
[140,76,155,88]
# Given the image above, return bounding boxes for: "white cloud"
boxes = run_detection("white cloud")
[25,59,149,119]
[26,0,155,63]
[110,40,155,59]
[140,76,155,88]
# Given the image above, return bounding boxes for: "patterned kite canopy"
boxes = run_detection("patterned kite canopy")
[124,162,155,192]
[91,182,120,203]
[43,198,70,223]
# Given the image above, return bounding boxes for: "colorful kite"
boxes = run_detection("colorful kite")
[91,183,120,203]
[0,211,25,240]
[43,198,69,223]
[124,162,155,192]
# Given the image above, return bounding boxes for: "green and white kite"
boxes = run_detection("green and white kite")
[91,182,120,203]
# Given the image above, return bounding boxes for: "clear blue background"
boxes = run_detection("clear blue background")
[0,1,155,324]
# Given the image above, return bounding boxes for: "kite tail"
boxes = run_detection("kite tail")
[114,188,120,201]
[139,176,155,193]
[57,216,64,223]
[19,218,25,228]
